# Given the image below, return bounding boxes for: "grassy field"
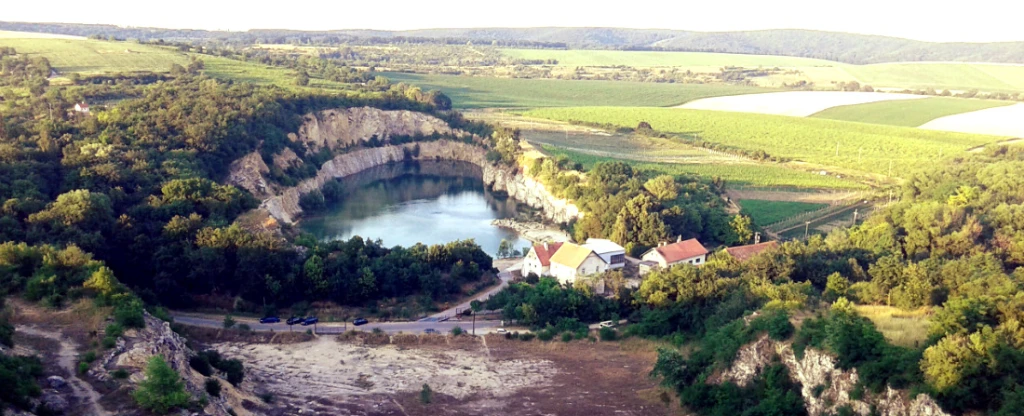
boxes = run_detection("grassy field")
[853,305,931,348]
[384,72,768,108]
[541,145,866,190]
[810,97,1014,126]
[502,48,834,68]
[525,107,1004,176]
[844,62,1024,94]
[0,37,188,74]
[199,55,355,91]
[737,200,827,226]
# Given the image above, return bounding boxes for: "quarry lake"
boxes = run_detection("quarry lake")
[298,160,530,256]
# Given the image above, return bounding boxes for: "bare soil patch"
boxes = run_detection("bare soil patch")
[727,188,863,204]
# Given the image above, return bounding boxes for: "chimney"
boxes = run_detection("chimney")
[677,235,682,243]
[543,242,549,251]
[754,232,761,244]
[659,241,666,247]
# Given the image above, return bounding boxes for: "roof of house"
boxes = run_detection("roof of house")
[645,238,708,264]
[550,242,603,269]
[530,242,564,267]
[583,238,625,255]
[725,241,779,262]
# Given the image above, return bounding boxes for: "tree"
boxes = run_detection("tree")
[420,383,433,404]
[644,175,679,202]
[295,71,310,86]
[730,215,754,245]
[133,355,190,414]
[303,254,327,297]
[222,315,236,329]
[497,239,513,259]
[824,272,849,302]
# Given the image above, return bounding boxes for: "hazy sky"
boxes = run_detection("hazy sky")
[5,0,1021,43]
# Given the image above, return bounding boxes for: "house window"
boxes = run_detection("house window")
[695,257,701,264]
[610,254,625,264]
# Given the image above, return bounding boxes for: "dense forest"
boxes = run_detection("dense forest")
[2,22,1023,64]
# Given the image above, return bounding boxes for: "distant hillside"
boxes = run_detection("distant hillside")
[2,22,1023,64]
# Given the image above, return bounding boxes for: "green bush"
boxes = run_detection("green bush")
[0,355,43,409]
[112,368,130,379]
[133,356,190,414]
[189,355,213,377]
[101,336,117,349]
[259,393,274,404]
[537,329,554,341]
[451,326,464,336]
[114,298,146,329]
[519,333,536,341]
[218,359,245,386]
[599,327,618,341]
[205,378,221,397]
[81,350,97,363]
[78,361,90,374]
[106,323,125,338]
[420,383,433,404]
[237,323,251,332]
[222,315,236,329]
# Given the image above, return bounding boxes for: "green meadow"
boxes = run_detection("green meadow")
[811,97,1014,127]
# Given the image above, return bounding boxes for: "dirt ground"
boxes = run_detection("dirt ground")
[726,189,864,204]
[214,333,678,415]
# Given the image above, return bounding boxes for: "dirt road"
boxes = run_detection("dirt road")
[16,326,112,416]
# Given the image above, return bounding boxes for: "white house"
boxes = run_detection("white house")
[74,102,90,113]
[522,242,564,277]
[548,242,608,285]
[583,238,626,269]
[641,238,708,269]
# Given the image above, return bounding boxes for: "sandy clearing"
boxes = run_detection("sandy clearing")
[677,91,928,117]
[16,326,112,416]
[0,30,85,40]
[215,337,554,403]
[920,103,1024,138]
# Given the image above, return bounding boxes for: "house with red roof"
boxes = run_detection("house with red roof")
[641,237,709,270]
[724,241,779,262]
[522,241,564,277]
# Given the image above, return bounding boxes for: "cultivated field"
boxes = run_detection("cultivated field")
[502,48,833,68]
[0,37,188,74]
[920,103,1024,138]
[678,91,927,117]
[844,62,1024,94]
[737,199,828,226]
[541,145,866,190]
[525,107,1004,176]
[384,72,767,108]
[811,97,1014,127]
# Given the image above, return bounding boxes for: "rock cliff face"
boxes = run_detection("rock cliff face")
[227,107,581,226]
[716,334,949,416]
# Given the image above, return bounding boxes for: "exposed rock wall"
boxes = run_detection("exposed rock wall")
[226,107,581,226]
[716,334,949,416]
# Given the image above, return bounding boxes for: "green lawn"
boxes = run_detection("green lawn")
[844,62,1024,94]
[810,97,1014,127]
[502,48,833,68]
[198,55,356,91]
[525,107,1004,176]
[737,199,827,226]
[384,72,769,108]
[0,38,188,74]
[541,145,866,190]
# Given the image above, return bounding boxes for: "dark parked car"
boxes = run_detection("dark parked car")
[301,317,319,326]
[353,318,369,326]
[259,316,280,324]
[286,317,304,325]
[423,328,438,334]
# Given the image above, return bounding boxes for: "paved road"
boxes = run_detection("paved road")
[172,312,502,335]
[422,260,521,321]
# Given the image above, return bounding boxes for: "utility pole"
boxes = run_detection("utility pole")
[804,221,810,239]
[852,209,859,226]
[472,311,476,336]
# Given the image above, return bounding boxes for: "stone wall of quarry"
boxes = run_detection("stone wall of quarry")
[226,107,581,226]
[713,334,949,416]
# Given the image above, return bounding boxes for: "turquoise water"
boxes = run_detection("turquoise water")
[298,160,530,256]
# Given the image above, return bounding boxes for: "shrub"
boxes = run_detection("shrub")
[112,368,130,379]
[420,383,433,404]
[222,315,236,329]
[133,356,190,414]
[205,378,221,397]
[451,326,464,336]
[0,355,43,409]
[189,355,213,377]
[237,323,251,332]
[812,384,825,398]
[259,392,274,403]
[101,336,117,349]
[536,329,554,341]
[218,359,245,386]
[561,332,573,342]
[114,298,145,329]
[106,323,125,338]
[520,333,536,341]
[78,361,90,374]
[599,327,618,341]
[81,350,97,363]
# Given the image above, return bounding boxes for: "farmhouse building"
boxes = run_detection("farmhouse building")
[583,238,626,269]
[74,102,90,114]
[724,241,778,262]
[522,242,564,277]
[641,238,709,269]
[548,242,608,285]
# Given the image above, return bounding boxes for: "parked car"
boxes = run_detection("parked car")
[599,320,615,328]
[286,317,303,325]
[496,328,507,334]
[301,317,318,326]
[353,318,369,326]
[259,316,280,324]
[424,328,438,334]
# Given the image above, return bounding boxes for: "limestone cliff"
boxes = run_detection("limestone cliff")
[715,334,949,416]
[227,107,581,226]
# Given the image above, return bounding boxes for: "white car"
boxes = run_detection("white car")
[496,328,508,334]
[598,321,614,328]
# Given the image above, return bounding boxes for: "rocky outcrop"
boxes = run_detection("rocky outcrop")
[291,107,456,153]
[715,334,949,416]
[94,313,260,416]
[226,107,581,227]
